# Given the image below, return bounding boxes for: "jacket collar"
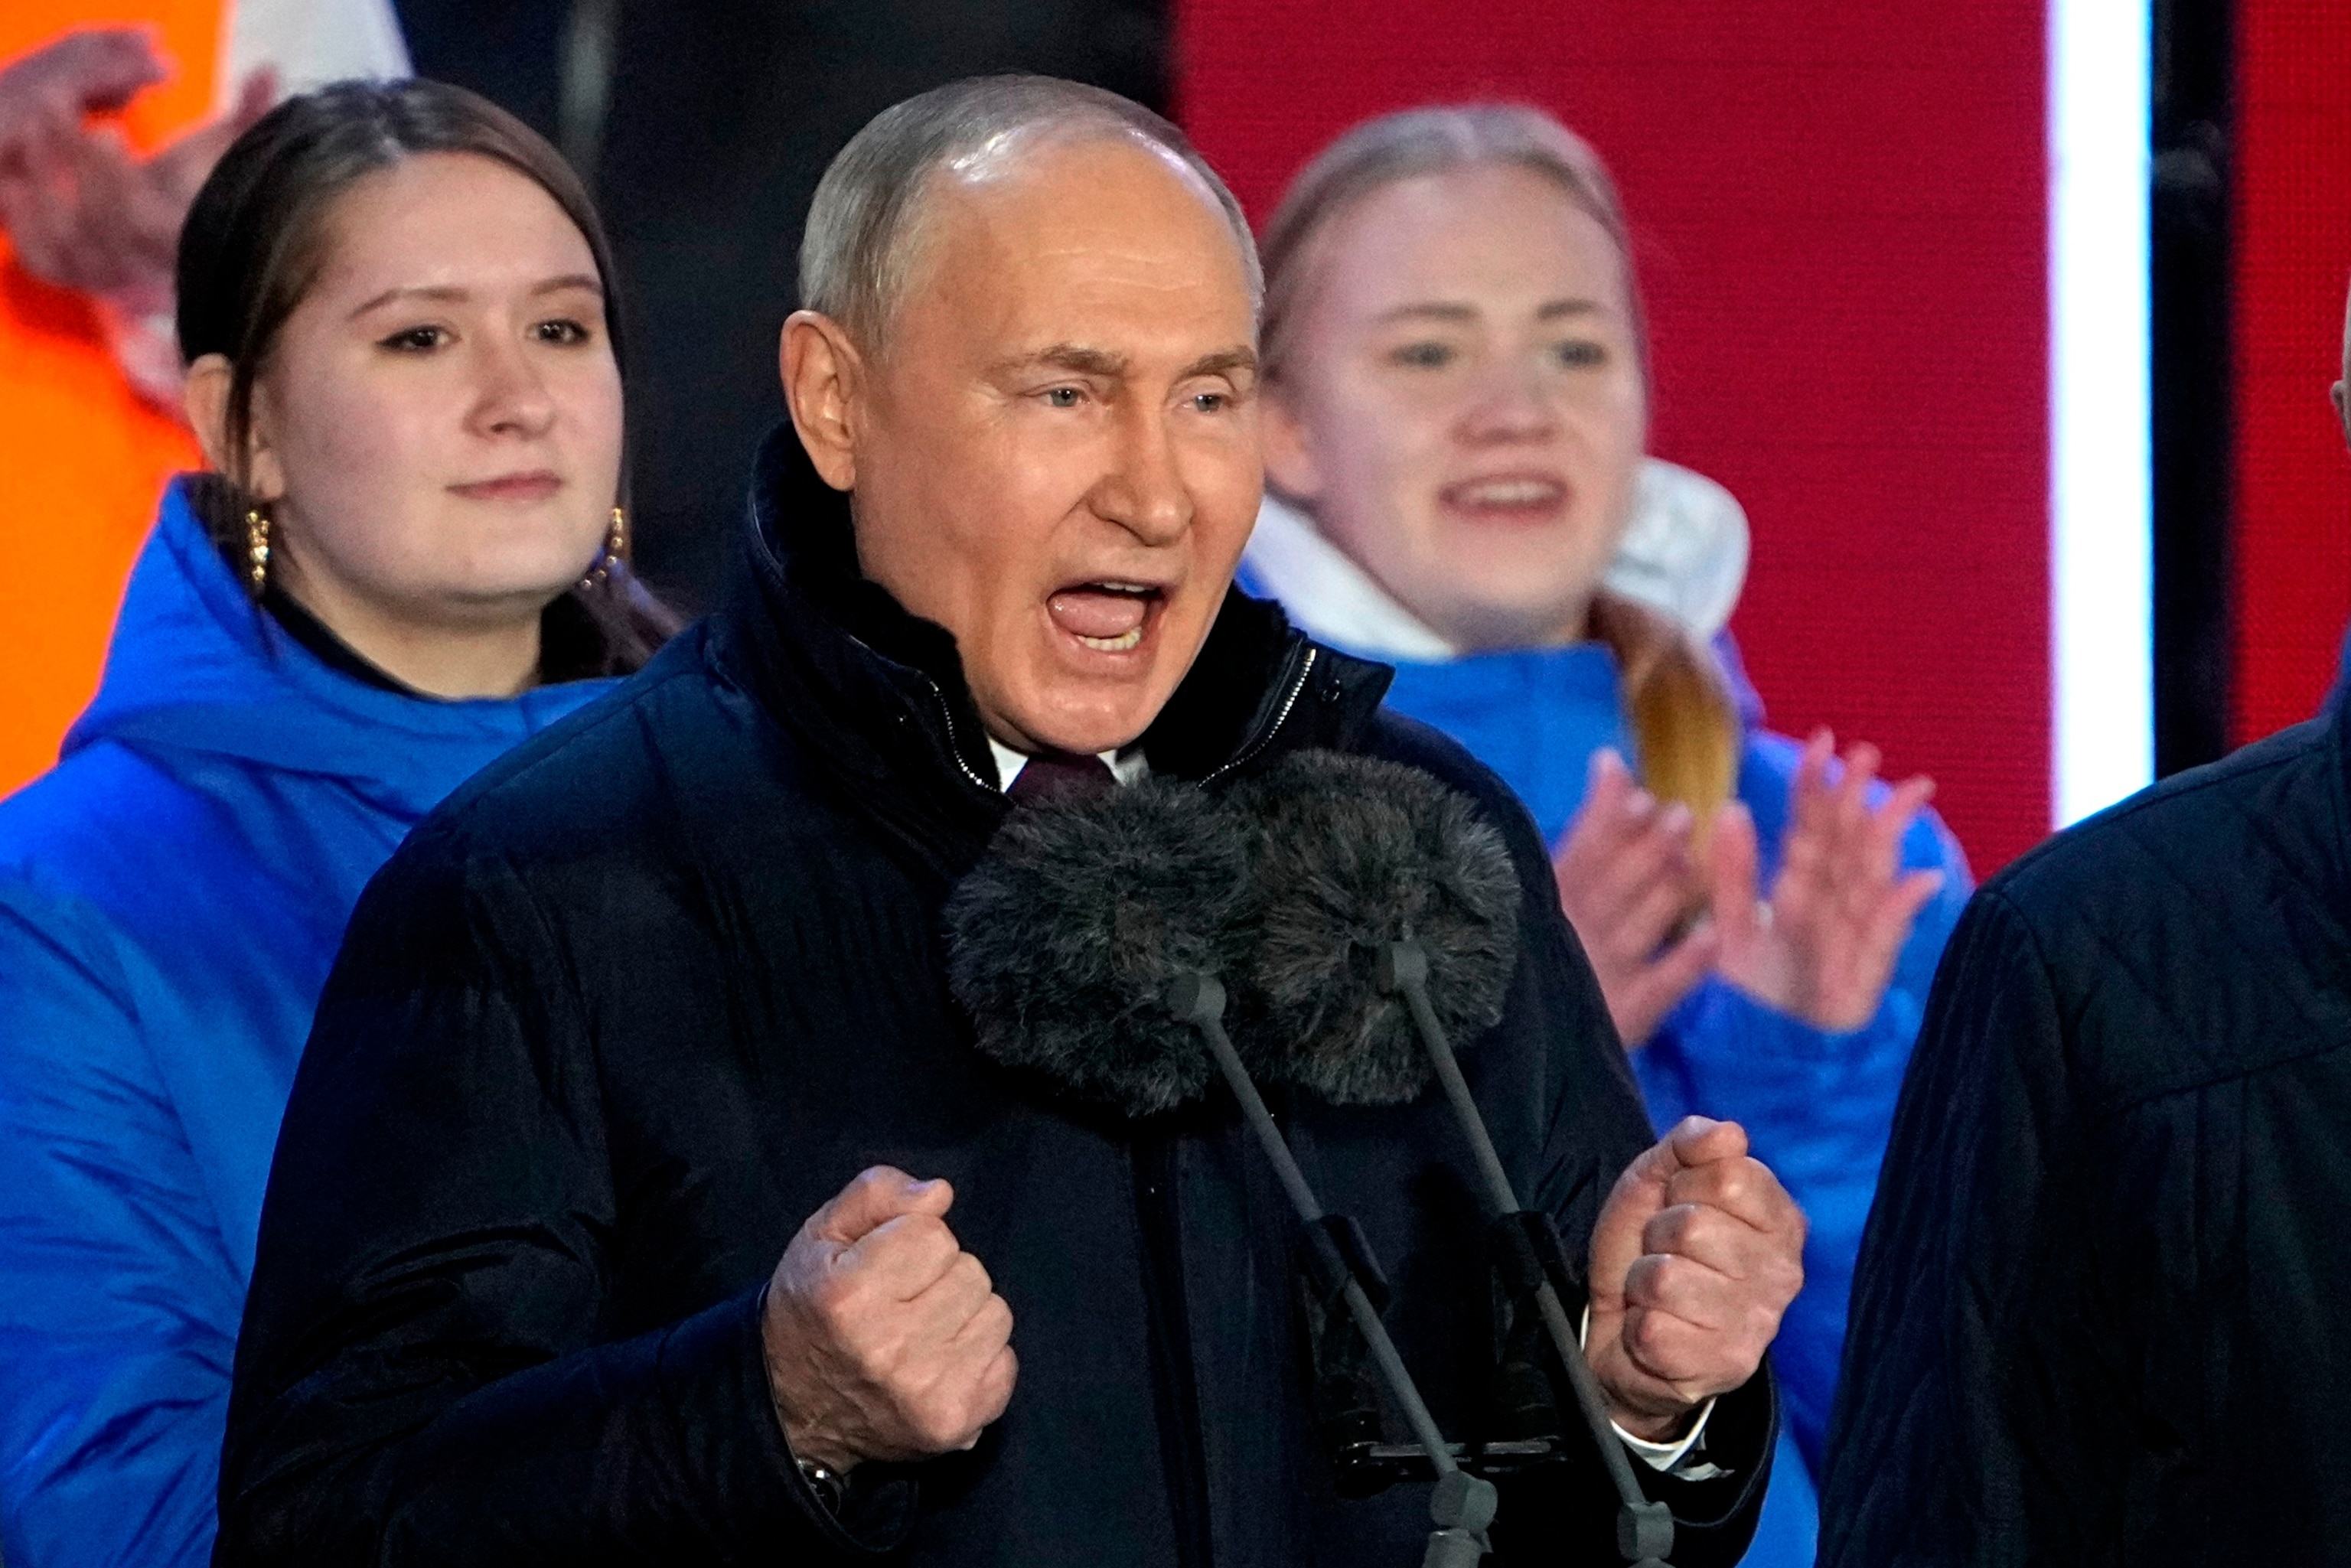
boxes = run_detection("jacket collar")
[709,426,1393,872]
[64,476,612,813]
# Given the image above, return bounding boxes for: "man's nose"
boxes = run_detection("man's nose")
[466,332,559,441]
[1090,400,1191,546]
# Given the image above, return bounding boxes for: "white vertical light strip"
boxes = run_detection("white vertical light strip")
[2049,0,2155,826]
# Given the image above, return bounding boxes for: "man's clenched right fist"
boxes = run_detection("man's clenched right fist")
[761,1166,1017,1472]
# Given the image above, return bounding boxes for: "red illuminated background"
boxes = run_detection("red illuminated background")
[4,5,2346,873]
[2233,2,2351,743]
[1179,0,2351,874]
[1176,0,2053,872]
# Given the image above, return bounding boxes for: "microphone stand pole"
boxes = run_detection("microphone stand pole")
[1378,940,1676,1568]
[1167,973,1498,1568]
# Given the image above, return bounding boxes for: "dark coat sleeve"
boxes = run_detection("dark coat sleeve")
[215,829,910,1566]
[1817,887,2105,1567]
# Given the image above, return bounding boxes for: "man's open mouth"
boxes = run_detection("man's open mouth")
[1046,582,1165,653]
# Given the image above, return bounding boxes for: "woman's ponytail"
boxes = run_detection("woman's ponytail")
[1586,591,1742,872]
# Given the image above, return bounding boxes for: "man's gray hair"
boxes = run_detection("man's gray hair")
[799,75,1264,350]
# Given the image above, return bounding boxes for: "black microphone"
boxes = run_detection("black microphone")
[942,779,1499,1567]
[1226,749,1521,1106]
[943,777,1249,1117]
[1232,750,1678,1568]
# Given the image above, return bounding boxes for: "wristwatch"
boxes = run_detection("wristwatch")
[796,1456,847,1516]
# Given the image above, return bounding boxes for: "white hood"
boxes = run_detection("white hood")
[1241,457,1752,661]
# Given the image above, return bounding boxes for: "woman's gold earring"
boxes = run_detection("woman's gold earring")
[244,507,270,598]
[585,506,624,590]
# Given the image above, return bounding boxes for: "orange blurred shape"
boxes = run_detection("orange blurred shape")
[0,5,217,797]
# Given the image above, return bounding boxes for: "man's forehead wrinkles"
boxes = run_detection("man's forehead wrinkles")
[913,142,1254,300]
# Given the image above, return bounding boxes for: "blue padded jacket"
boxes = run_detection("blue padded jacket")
[0,479,615,1568]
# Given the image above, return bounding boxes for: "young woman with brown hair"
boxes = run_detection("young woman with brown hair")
[1235,103,1974,1564]
[0,78,672,1568]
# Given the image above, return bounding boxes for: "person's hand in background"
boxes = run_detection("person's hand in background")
[1552,747,1721,1047]
[1556,733,1940,1045]
[0,29,273,406]
[1709,731,1942,1033]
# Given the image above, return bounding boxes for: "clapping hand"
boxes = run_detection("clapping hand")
[1550,748,1721,1047]
[1554,735,1941,1043]
[0,30,175,299]
[1708,732,1942,1033]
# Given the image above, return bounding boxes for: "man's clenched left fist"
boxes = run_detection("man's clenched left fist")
[1585,1117,1806,1440]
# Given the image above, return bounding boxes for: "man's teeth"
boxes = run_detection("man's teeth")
[1074,626,1145,651]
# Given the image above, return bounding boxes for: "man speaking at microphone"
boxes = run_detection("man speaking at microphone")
[219,76,1805,1566]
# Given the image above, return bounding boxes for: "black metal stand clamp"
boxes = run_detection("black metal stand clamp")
[1295,1209,1404,1494]
[1168,973,1498,1568]
[1378,940,1676,1568]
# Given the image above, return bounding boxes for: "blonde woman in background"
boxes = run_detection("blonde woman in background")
[1235,103,1974,1565]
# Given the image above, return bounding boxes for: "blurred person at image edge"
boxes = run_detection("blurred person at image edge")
[0,1,406,796]
[1819,274,2351,1566]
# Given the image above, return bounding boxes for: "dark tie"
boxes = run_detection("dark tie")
[1005,749,1118,807]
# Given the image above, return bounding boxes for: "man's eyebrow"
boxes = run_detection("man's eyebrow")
[348,273,603,318]
[1016,344,1130,377]
[995,344,1256,381]
[1180,346,1257,380]
[1536,298,1604,321]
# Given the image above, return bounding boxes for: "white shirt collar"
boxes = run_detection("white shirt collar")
[987,737,1150,794]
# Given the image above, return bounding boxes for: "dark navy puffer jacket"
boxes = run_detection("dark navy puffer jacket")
[219,430,1776,1567]
[1824,688,2351,1565]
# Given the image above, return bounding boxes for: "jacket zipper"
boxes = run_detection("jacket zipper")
[1200,645,1318,788]
[919,674,995,794]
[839,630,993,796]
[1133,1135,1215,1568]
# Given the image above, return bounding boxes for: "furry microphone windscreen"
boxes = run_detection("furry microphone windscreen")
[1228,751,1522,1106]
[944,777,1254,1117]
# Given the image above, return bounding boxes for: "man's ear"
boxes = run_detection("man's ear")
[183,354,285,500]
[1259,384,1325,503]
[2333,379,2349,452]
[781,311,863,492]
